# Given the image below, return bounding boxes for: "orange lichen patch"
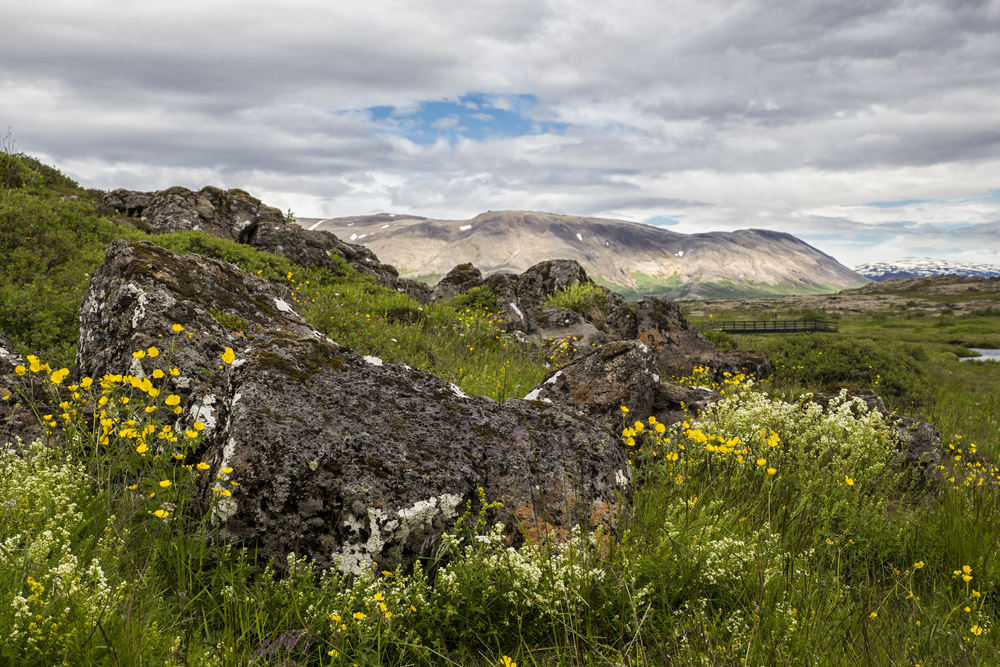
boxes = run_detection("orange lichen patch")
[637,329,663,349]
[513,503,569,546]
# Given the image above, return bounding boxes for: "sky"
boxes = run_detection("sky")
[3,0,1000,268]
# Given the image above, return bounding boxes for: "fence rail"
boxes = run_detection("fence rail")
[709,319,839,334]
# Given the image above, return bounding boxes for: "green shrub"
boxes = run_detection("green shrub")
[542,281,607,315]
[751,334,932,407]
[443,286,498,314]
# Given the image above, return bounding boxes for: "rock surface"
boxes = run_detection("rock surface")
[74,241,631,574]
[523,340,723,434]
[103,187,432,303]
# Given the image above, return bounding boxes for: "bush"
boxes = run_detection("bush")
[751,334,932,406]
[443,286,498,315]
[542,281,607,315]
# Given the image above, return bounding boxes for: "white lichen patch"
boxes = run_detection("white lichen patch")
[363,355,383,367]
[129,356,146,379]
[130,289,148,329]
[191,394,217,431]
[334,494,465,577]
[524,371,561,401]
[274,298,293,313]
[449,383,469,399]
[509,302,524,320]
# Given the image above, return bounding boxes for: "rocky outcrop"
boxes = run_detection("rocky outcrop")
[483,273,529,333]
[524,340,723,433]
[244,221,432,303]
[74,241,631,574]
[635,298,718,378]
[103,187,432,303]
[431,263,485,302]
[527,307,609,364]
[102,189,153,217]
[75,240,311,443]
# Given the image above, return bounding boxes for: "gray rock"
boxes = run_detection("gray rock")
[0,330,22,375]
[527,307,610,364]
[431,263,484,303]
[75,241,631,574]
[523,339,723,435]
[213,325,629,574]
[636,297,719,379]
[483,273,529,333]
[102,189,153,217]
[652,382,724,428]
[515,260,590,309]
[75,240,309,438]
[139,186,284,241]
[0,330,59,448]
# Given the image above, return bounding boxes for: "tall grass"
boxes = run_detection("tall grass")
[4,353,1000,665]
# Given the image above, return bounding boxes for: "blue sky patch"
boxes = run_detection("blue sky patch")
[644,215,681,226]
[365,93,568,145]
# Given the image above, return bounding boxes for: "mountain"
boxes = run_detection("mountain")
[854,257,1000,282]
[297,210,868,300]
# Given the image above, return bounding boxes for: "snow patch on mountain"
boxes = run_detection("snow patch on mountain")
[854,257,1000,282]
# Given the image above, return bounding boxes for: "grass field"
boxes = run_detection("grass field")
[2,153,1000,666]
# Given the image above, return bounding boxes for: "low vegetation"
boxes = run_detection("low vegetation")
[2,153,1000,665]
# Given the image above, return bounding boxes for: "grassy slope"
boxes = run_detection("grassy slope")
[3,155,1000,666]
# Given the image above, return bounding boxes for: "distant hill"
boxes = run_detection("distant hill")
[854,257,1000,282]
[297,210,869,300]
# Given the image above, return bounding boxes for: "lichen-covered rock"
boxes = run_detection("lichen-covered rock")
[0,330,22,375]
[527,307,609,363]
[483,272,529,333]
[515,259,591,310]
[75,241,630,575]
[635,297,719,378]
[246,222,431,303]
[712,350,772,381]
[75,240,309,438]
[140,186,285,241]
[431,263,484,302]
[211,325,629,574]
[522,339,723,434]
[651,382,723,427]
[102,188,153,217]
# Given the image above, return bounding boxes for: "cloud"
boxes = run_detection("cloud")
[2,0,999,268]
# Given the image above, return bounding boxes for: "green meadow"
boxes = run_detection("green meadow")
[2,152,1000,666]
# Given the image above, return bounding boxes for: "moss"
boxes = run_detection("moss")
[254,333,347,383]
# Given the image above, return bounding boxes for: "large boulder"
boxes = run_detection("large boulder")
[104,187,432,303]
[483,272,530,333]
[245,222,432,303]
[527,307,610,364]
[75,240,310,438]
[431,263,485,302]
[102,189,153,217]
[635,297,720,378]
[75,241,631,574]
[515,260,591,309]
[144,186,284,240]
[523,340,722,434]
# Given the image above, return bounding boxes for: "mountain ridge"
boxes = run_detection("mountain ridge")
[298,210,868,300]
[854,257,1000,282]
